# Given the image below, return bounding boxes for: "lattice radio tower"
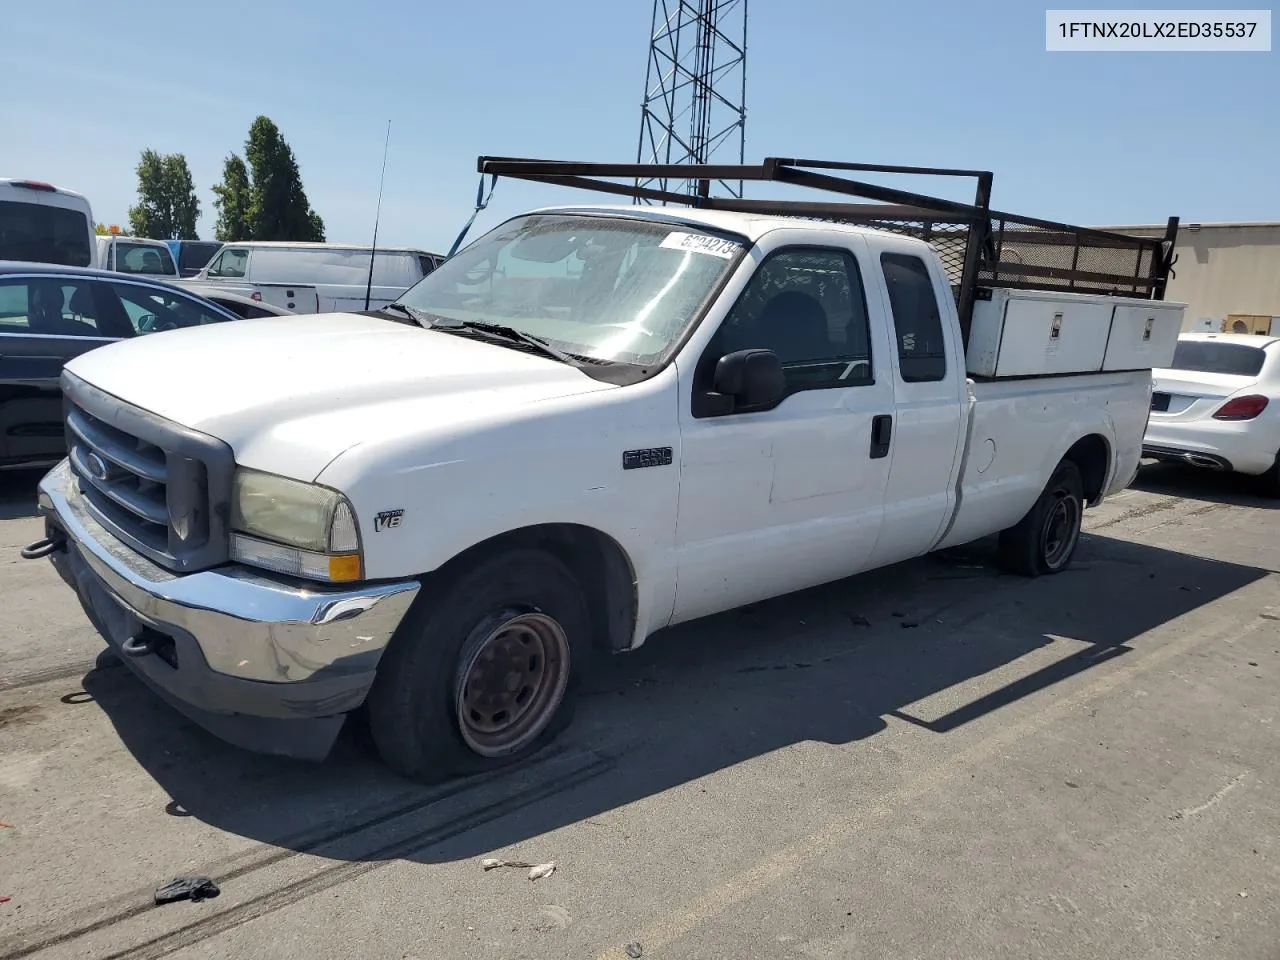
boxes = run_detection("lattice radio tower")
[635,0,748,201]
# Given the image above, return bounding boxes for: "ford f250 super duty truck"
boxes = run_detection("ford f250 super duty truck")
[24,158,1183,782]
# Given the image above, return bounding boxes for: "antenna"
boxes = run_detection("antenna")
[363,119,392,311]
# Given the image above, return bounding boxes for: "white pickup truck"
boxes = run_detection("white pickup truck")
[25,158,1182,782]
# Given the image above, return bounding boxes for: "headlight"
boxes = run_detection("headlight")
[229,468,362,583]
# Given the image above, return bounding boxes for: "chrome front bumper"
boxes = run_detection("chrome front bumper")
[34,460,420,759]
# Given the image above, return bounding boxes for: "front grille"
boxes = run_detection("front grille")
[62,372,235,573]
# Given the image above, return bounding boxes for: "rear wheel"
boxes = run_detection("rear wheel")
[998,460,1085,577]
[367,548,588,783]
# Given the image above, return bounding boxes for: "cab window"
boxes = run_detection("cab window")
[881,252,947,382]
[207,247,249,278]
[114,242,177,276]
[711,247,874,392]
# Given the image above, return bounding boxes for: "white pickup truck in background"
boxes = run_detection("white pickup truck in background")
[95,234,180,278]
[26,157,1183,782]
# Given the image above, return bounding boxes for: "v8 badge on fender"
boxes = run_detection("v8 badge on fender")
[374,509,404,532]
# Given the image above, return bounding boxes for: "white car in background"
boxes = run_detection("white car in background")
[1143,332,1280,494]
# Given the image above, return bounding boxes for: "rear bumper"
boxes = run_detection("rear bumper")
[34,460,419,760]
[1142,443,1233,471]
[1144,421,1279,475]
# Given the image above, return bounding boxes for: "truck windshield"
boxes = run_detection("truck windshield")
[397,214,746,365]
[0,200,92,267]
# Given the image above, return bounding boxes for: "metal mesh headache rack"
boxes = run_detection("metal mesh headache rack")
[473,156,1179,345]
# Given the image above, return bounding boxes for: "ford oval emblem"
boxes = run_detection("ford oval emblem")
[85,451,110,482]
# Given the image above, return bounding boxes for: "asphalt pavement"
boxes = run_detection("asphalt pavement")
[0,462,1277,960]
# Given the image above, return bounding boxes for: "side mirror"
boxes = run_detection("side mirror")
[711,349,785,410]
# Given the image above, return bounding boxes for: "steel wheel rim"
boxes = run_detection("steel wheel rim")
[455,611,570,758]
[1041,489,1081,568]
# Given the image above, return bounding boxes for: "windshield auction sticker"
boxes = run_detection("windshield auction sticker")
[660,232,743,259]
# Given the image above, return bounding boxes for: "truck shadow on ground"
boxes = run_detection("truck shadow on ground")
[77,531,1269,877]
[1134,460,1279,509]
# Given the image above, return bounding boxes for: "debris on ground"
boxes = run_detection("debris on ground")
[0,896,11,904]
[154,876,220,905]
[626,942,644,958]
[481,857,557,881]
[0,820,13,828]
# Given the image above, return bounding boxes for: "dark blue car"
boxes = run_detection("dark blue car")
[0,261,239,470]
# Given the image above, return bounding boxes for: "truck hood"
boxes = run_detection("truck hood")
[65,312,615,479]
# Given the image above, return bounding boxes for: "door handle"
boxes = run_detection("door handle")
[870,414,893,459]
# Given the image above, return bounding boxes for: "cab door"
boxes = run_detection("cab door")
[864,239,967,568]
[670,230,897,625]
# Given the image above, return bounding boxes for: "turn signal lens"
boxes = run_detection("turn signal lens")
[327,554,363,582]
[1212,394,1269,421]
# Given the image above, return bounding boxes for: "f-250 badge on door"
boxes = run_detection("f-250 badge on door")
[375,509,404,532]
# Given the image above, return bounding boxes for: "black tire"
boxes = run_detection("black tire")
[367,548,589,783]
[998,460,1085,578]
[1259,454,1280,499]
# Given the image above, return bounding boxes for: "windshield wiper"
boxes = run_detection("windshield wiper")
[374,302,433,325]
[438,320,580,366]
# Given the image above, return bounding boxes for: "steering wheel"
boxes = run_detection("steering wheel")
[136,313,158,333]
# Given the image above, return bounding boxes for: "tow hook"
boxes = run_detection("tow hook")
[21,536,66,560]
[120,631,158,659]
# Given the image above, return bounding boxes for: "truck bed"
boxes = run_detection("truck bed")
[936,370,1151,551]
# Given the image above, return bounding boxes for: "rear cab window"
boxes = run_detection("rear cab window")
[880,252,948,382]
[114,242,177,276]
[1170,340,1267,377]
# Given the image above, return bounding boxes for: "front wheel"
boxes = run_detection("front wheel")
[366,548,588,783]
[998,460,1085,577]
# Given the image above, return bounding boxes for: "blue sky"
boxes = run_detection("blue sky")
[2,1,1275,251]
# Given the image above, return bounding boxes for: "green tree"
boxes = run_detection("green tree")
[211,116,325,243]
[211,154,253,241]
[127,150,200,240]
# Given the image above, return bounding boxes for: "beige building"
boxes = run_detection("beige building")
[1092,221,1280,334]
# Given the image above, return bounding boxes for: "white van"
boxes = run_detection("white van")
[189,242,444,313]
[95,235,180,278]
[0,179,97,268]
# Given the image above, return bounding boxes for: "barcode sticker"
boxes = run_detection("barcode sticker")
[659,232,743,259]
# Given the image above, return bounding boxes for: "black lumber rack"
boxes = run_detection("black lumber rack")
[475,156,1179,344]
